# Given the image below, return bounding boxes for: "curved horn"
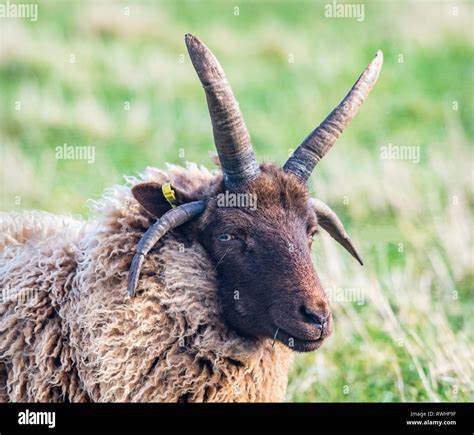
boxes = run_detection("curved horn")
[310,198,363,265]
[128,200,205,297]
[185,33,260,188]
[284,51,383,181]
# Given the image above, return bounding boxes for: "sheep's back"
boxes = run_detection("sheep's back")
[0,211,91,402]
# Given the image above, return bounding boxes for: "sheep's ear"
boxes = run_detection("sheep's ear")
[131,182,190,218]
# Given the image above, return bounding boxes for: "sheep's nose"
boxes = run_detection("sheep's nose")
[300,306,329,330]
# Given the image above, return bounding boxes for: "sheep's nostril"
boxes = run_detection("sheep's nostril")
[300,306,328,330]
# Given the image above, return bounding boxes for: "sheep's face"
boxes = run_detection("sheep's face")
[130,34,377,352]
[198,165,332,352]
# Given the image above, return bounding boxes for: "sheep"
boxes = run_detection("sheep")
[0,34,382,402]
[0,168,293,402]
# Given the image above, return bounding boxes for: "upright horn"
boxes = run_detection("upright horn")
[284,50,383,181]
[185,33,260,189]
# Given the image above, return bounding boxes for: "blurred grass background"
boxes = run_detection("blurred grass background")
[0,0,473,401]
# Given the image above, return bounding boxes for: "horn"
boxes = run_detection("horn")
[185,33,260,188]
[128,200,205,297]
[284,51,383,181]
[310,198,363,265]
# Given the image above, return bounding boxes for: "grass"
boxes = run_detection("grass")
[1,0,473,402]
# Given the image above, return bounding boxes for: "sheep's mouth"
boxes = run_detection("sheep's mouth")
[273,326,326,353]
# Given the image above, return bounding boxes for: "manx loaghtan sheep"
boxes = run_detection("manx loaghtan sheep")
[0,34,382,402]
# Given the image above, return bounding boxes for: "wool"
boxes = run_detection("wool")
[0,163,293,402]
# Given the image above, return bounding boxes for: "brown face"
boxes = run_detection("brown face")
[198,165,332,352]
[129,33,376,353]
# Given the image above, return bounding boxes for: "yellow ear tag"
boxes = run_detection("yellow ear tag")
[162,182,177,209]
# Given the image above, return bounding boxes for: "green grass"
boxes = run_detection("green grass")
[1,0,473,402]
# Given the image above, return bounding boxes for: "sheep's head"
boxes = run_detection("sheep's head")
[129,34,382,352]
[197,165,332,352]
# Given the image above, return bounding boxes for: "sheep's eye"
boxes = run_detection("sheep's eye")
[218,234,235,242]
[308,228,318,244]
